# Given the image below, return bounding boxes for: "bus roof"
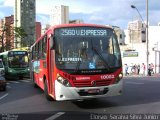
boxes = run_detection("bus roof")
[51,23,112,29]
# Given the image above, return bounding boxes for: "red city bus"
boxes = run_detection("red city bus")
[30,24,123,101]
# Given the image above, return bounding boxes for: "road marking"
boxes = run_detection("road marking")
[126,82,144,85]
[9,81,20,84]
[0,93,8,100]
[20,80,31,83]
[45,112,65,120]
[7,86,11,89]
[23,79,31,81]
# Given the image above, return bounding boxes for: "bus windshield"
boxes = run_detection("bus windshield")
[54,27,121,71]
[8,51,29,68]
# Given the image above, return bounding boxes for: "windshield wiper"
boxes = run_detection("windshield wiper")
[74,60,81,73]
[92,47,110,71]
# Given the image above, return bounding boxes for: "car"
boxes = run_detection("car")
[0,59,6,91]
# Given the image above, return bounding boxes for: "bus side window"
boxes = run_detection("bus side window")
[37,42,40,59]
[33,46,36,60]
[35,44,38,60]
[0,56,5,65]
[39,39,43,59]
[2,56,6,66]
[42,36,47,59]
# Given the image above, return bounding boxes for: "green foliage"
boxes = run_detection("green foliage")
[14,27,27,38]
[0,26,28,52]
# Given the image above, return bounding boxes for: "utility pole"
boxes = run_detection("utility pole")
[131,0,149,75]
[146,0,149,75]
[14,0,17,48]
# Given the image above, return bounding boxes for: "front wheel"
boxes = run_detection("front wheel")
[19,76,23,80]
[1,85,6,91]
[44,80,53,101]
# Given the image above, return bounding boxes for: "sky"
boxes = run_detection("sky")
[0,0,160,29]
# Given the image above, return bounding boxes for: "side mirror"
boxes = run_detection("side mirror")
[50,35,55,50]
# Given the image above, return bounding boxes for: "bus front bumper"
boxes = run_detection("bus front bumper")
[55,79,123,101]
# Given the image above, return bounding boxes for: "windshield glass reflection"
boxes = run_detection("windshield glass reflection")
[54,27,121,70]
[8,51,29,68]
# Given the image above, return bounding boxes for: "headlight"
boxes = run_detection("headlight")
[9,69,13,72]
[57,75,71,87]
[115,73,123,84]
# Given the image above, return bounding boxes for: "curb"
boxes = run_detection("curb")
[124,74,160,78]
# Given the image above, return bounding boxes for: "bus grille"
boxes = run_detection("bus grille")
[73,79,112,87]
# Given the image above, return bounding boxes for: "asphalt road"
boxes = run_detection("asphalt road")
[0,76,160,120]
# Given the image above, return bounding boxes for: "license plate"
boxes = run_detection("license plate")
[88,89,100,94]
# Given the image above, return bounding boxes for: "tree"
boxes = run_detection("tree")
[14,26,28,48]
[14,27,27,39]
[0,25,27,52]
[0,26,6,52]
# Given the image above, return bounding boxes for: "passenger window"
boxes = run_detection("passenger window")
[42,36,47,59]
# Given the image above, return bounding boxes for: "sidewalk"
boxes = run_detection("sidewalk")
[124,73,160,78]
[153,73,160,77]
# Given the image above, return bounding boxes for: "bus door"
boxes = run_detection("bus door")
[36,39,47,89]
[48,36,55,96]
[34,56,40,85]
[32,44,40,86]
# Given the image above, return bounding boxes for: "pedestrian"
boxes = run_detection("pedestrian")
[150,63,154,74]
[131,64,136,75]
[137,64,140,75]
[125,64,129,76]
[148,64,152,76]
[141,63,146,76]
[135,64,138,75]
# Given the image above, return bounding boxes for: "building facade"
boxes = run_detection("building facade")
[35,22,41,40]
[127,20,146,44]
[50,5,69,26]
[0,15,14,52]
[113,26,125,45]
[69,19,84,24]
[122,20,160,74]
[14,0,35,48]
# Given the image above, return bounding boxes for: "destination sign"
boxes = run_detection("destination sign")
[60,29,107,36]
[9,51,27,55]
[58,57,82,62]
[123,52,138,57]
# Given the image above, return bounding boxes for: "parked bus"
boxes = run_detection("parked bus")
[30,24,123,101]
[0,49,30,79]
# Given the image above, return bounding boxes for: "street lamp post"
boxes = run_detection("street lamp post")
[131,5,145,23]
[131,0,149,75]
[146,0,149,75]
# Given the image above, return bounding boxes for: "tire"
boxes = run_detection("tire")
[19,76,23,80]
[33,81,39,88]
[2,86,6,91]
[44,80,53,101]
[33,80,39,88]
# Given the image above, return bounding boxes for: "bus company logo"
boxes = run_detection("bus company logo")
[76,77,90,80]
[91,81,96,86]
[100,75,115,79]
